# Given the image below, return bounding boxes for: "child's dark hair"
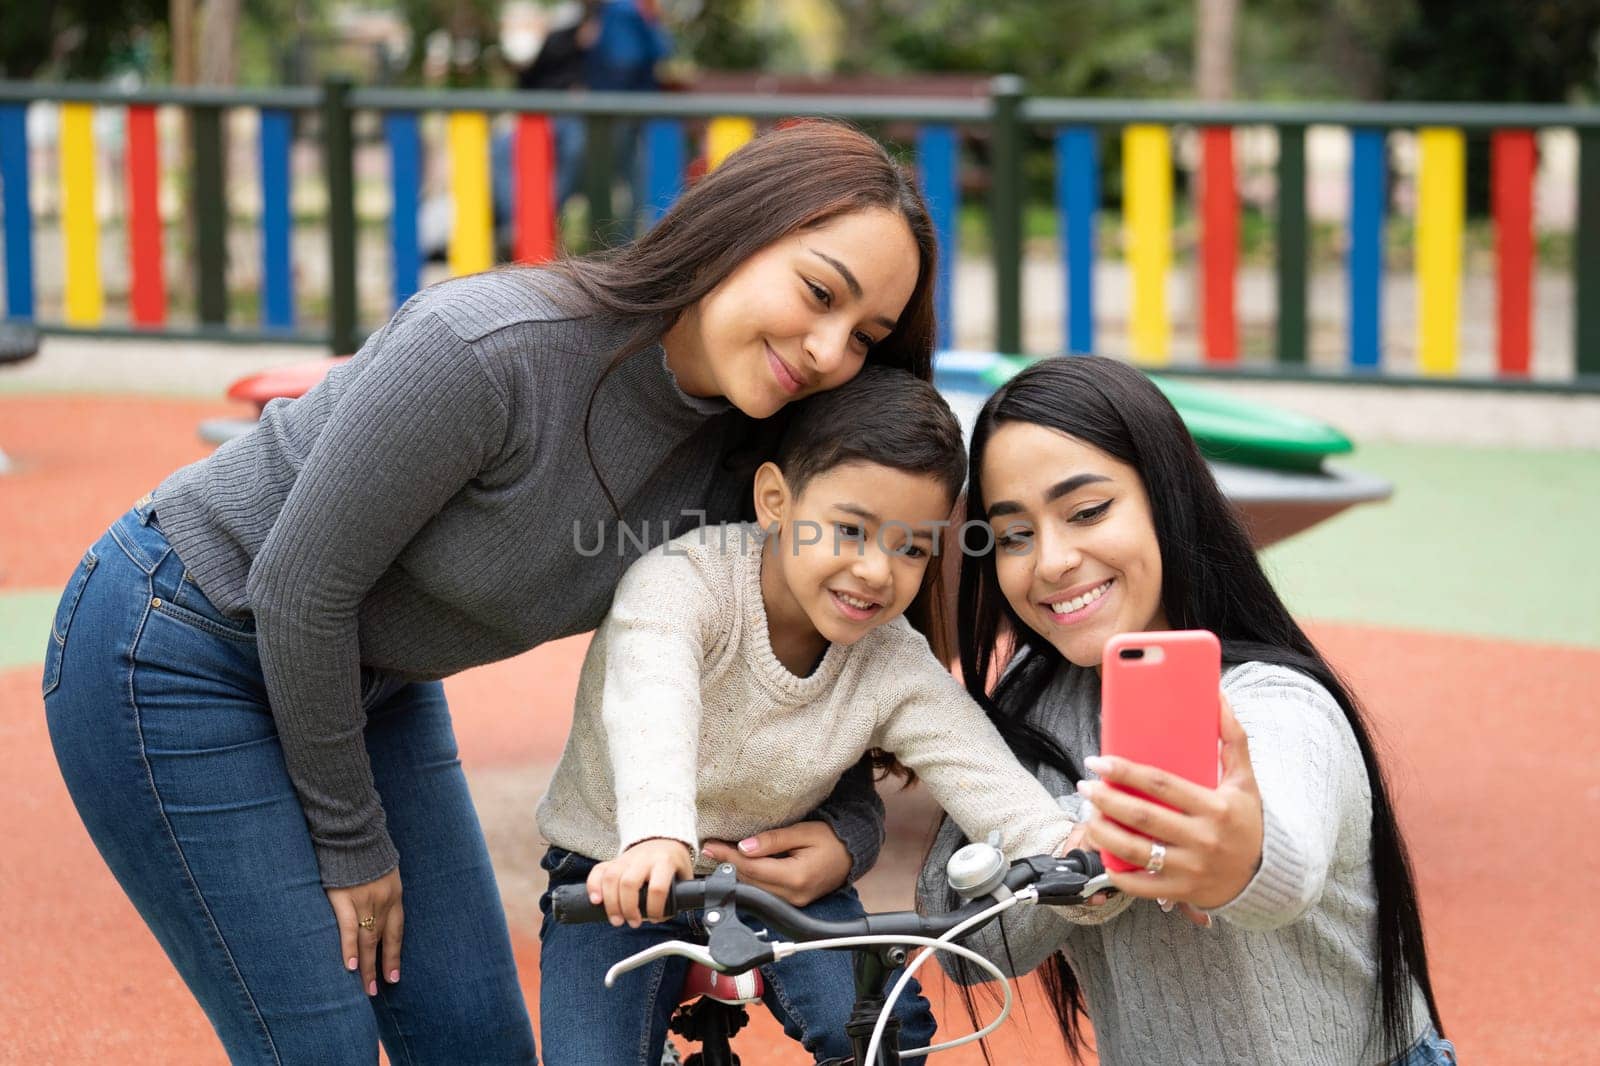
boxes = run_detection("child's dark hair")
[775,365,968,787]
[772,364,967,504]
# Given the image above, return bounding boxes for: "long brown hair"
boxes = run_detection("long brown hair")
[543,119,937,384]
[540,120,949,654]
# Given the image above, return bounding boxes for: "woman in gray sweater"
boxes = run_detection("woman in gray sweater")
[42,121,928,1065]
[918,356,1452,1065]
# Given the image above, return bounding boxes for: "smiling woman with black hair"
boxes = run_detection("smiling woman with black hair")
[917,356,1452,1066]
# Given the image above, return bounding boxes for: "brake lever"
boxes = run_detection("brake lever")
[1082,872,1114,898]
[603,940,720,988]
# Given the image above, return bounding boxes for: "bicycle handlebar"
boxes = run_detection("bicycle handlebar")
[550,849,1108,943]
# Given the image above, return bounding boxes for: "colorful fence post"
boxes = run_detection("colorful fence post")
[1416,127,1464,375]
[2,103,35,320]
[1275,124,1308,366]
[191,104,228,326]
[1200,126,1237,364]
[916,124,958,351]
[60,102,103,325]
[515,113,558,262]
[1348,128,1386,371]
[990,75,1025,355]
[1492,130,1535,377]
[448,110,493,275]
[321,76,358,353]
[706,117,755,171]
[259,108,294,330]
[125,104,165,326]
[642,119,683,229]
[1055,126,1097,355]
[584,113,616,248]
[1578,129,1600,377]
[1123,123,1172,364]
[384,111,422,311]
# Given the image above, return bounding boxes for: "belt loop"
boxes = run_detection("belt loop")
[133,492,155,525]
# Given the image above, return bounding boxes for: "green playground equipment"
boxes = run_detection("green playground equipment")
[196,350,1391,550]
[934,352,1390,548]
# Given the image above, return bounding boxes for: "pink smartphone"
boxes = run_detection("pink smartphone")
[1098,630,1222,873]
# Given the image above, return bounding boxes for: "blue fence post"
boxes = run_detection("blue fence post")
[260,108,294,330]
[384,111,422,312]
[1349,128,1385,371]
[1,103,35,320]
[1056,126,1098,355]
[916,124,958,351]
[643,119,684,228]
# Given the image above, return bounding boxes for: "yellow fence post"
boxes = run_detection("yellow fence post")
[1416,127,1464,376]
[707,117,756,171]
[1123,124,1171,364]
[448,111,493,276]
[60,103,104,325]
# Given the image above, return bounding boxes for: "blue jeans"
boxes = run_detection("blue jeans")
[1394,1025,1457,1065]
[43,505,538,1065]
[537,848,937,1065]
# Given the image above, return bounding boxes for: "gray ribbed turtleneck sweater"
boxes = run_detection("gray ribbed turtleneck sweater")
[917,660,1432,1066]
[153,269,882,889]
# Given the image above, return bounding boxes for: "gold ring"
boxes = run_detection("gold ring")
[359,915,376,930]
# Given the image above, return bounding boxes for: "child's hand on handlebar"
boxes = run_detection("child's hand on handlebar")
[588,838,694,927]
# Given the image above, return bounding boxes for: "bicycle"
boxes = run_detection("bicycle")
[550,841,1112,1066]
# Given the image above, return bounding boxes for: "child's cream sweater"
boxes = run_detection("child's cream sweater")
[536,523,1075,872]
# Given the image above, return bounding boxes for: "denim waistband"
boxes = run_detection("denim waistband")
[112,493,408,707]
[107,494,173,577]
[107,495,257,636]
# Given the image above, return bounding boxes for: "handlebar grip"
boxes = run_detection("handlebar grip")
[550,883,689,924]
[1068,848,1105,879]
[550,883,609,924]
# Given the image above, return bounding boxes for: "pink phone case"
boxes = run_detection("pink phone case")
[1098,630,1221,873]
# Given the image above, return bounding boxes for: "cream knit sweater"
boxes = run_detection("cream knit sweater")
[536,523,1076,872]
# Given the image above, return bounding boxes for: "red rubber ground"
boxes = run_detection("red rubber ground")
[2,395,1591,1063]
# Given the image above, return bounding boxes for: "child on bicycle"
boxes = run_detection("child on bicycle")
[534,366,1081,1065]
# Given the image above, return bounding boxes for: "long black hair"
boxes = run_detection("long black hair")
[948,355,1442,1061]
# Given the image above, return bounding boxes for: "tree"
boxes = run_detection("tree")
[852,0,1196,97]
[1385,0,1600,104]
[0,0,167,80]
[198,0,242,85]
[393,0,503,86]
[1195,0,1239,100]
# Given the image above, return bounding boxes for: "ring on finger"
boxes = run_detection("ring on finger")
[359,915,376,930]
[1144,842,1167,875]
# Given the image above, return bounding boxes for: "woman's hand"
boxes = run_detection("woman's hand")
[1079,693,1264,912]
[698,821,853,907]
[326,868,403,996]
[587,838,694,927]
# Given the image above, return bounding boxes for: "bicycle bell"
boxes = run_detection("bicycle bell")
[946,831,1008,900]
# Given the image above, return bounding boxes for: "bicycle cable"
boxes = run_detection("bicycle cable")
[865,888,1033,1061]
[763,891,1027,1061]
